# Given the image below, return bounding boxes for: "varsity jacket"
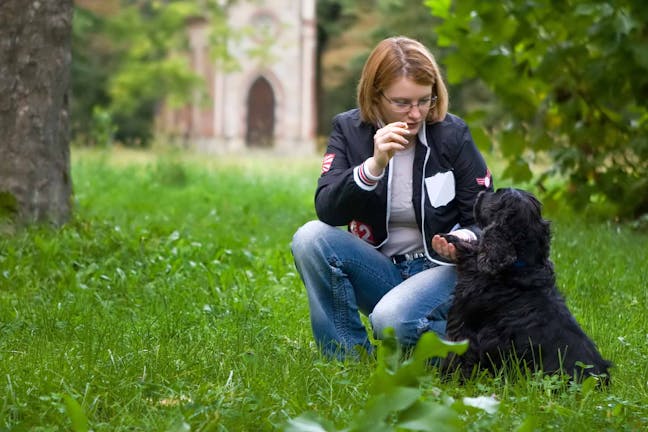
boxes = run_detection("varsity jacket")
[315,108,493,265]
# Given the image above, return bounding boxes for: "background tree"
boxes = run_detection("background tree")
[0,0,74,226]
[427,0,648,220]
[72,0,233,146]
[315,0,364,137]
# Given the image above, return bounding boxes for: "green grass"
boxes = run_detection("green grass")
[1,147,647,431]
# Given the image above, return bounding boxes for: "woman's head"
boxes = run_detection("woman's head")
[357,36,448,126]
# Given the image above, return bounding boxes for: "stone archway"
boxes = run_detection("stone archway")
[246,76,275,148]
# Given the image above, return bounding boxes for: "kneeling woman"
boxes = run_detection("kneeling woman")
[291,36,493,360]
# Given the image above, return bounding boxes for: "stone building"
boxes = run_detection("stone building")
[158,0,317,155]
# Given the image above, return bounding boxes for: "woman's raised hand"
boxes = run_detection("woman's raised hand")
[365,122,410,176]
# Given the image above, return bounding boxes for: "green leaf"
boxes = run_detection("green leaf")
[350,387,422,432]
[370,331,468,395]
[630,41,648,69]
[579,375,598,397]
[470,126,492,153]
[500,129,528,158]
[502,157,534,183]
[412,330,468,360]
[481,53,514,85]
[442,52,478,84]
[63,394,90,432]
[424,0,451,20]
[515,415,540,432]
[286,413,337,432]
[367,387,422,417]
[396,400,463,431]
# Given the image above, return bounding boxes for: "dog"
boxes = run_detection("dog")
[440,188,611,384]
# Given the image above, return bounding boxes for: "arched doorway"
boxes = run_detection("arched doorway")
[246,76,275,148]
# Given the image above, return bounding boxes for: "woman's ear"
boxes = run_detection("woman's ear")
[477,223,517,274]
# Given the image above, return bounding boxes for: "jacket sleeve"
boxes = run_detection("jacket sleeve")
[450,122,494,236]
[314,114,377,226]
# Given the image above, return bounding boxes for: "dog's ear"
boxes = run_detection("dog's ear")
[477,223,517,274]
[522,194,552,263]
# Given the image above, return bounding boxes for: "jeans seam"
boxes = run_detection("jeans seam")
[331,261,350,348]
[329,255,396,350]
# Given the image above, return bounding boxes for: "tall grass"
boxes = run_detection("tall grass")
[0,147,646,431]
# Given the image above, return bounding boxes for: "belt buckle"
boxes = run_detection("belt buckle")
[392,252,425,264]
[407,252,425,261]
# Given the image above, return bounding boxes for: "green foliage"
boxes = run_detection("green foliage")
[71,7,114,143]
[371,0,442,48]
[288,331,471,432]
[316,0,363,41]
[426,0,648,219]
[88,106,118,147]
[104,2,205,113]
[315,0,365,136]
[72,1,232,146]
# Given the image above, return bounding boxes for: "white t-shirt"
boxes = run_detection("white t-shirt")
[380,144,425,257]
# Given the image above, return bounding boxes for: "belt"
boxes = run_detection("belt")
[391,252,427,264]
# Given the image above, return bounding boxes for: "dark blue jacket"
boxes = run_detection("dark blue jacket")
[315,108,493,264]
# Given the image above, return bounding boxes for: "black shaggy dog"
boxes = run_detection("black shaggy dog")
[440,188,611,384]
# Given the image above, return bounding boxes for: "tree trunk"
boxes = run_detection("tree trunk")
[0,0,73,226]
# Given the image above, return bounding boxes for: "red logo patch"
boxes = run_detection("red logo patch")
[476,169,492,188]
[321,153,335,174]
[349,220,375,244]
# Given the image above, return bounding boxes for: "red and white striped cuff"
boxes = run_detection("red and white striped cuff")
[354,161,384,190]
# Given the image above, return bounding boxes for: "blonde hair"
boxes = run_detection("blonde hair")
[357,36,448,125]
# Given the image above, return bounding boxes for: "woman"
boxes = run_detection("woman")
[291,36,493,360]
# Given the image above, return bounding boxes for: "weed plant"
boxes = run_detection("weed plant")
[0,148,646,431]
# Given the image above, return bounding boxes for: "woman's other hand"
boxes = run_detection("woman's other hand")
[432,230,475,262]
[432,234,457,261]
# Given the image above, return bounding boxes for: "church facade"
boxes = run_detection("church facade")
[158,0,317,154]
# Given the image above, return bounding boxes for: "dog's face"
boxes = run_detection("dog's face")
[473,188,551,274]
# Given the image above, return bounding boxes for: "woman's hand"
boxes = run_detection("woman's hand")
[432,234,457,261]
[365,122,410,175]
[432,230,476,262]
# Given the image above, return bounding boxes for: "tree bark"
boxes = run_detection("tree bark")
[0,0,73,226]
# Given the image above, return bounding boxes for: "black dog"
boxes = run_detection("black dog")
[440,188,611,383]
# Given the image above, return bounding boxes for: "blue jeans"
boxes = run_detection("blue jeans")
[291,220,456,360]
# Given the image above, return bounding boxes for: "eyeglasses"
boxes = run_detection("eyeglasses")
[380,92,437,112]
